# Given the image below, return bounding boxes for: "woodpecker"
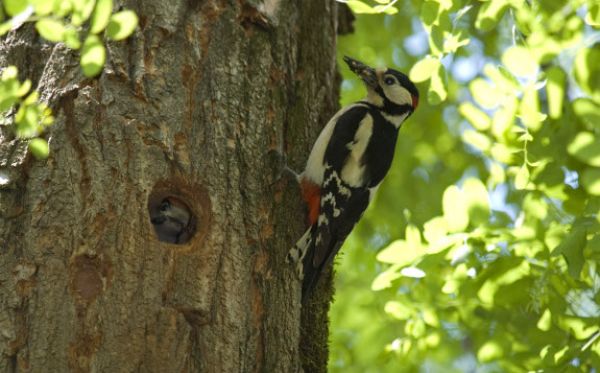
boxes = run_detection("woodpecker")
[150,197,192,244]
[287,56,419,296]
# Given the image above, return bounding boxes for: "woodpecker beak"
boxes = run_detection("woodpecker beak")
[344,56,377,89]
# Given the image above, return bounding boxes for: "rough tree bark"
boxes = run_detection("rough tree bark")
[0,1,351,372]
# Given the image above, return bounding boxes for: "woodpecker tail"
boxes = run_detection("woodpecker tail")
[287,224,334,298]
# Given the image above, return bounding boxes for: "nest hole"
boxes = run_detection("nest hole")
[148,179,211,245]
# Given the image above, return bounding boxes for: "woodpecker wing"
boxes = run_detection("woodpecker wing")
[302,106,375,294]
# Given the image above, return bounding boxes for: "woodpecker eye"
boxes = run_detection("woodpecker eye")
[159,200,171,212]
[384,77,395,85]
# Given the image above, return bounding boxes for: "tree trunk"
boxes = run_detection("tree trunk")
[0,1,345,372]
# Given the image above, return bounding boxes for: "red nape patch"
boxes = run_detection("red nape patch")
[300,178,320,226]
[412,95,419,110]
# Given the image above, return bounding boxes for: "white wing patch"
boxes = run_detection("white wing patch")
[341,114,373,187]
[303,104,364,185]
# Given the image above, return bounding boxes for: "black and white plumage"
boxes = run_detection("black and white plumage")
[287,56,419,296]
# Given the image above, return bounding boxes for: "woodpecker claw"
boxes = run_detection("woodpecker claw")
[268,149,300,185]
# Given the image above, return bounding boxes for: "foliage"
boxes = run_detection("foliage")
[331,0,600,371]
[0,0,138,158]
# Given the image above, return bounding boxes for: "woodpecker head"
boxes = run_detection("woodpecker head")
[150,197,192,244]
[344,56,419,114]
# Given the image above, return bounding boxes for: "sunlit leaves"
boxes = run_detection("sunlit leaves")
[574,45,600,101]
[3,0,29,16]
[585,3,600,28]
[71,0,96,26]
[475,0,508,31]
[581,169,600,196]
[409,56,440,83]
[80,34,106,77]
[567,132,600,167]
[462,129,491,152]
[463,178,490,224]
[442,185,469,232]
[502,46,538,77]
[459,102,491,130]
[376,225,423,265]
[573,98,600,130]
[90,0,113,34]
[345,0,399,15]
[514,165,530,190]
[537,309,552,331]
[519,83,545,131]
[443,32,469,53]
[106,10,138,41]
[477,340,504,362]
[28,137,49,159]
[469,78,499,110]
[545,66,566,119]
[552,227,587,277]
[428,62,447,104]
[35,19,65,42]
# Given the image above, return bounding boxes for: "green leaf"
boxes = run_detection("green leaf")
[106,10,138,40]
[346,0,377,14]
[470,78,500,109]
[537,309,552,331]
[463,178,490,224]
[372,266,401,291]
[35,19,66,42]
[462,129,492,152]
[574,46,600,101]
[80,35,106,77]
[423,217,448,244]
[567,132,600,167]
[477,340,504,362]
[428,25,444,57]
[581,168,600,196]
[475,0,508,31]
[0,21,12,36]
[384,301,412,320]
[519,84,545,131]
[442,185,468,232]
[4,0,28,16]
[409,57,440,83]
[420,1,440,27]
[30,0,56,16]
[585,4,600,28]
[373,4,398,15]
[16,79,31,97]
[459,102,491,130]
[428,62,447,105]
[502,46,538,77]
[514,165,530,190]
[53,0,72,17]
[552,227,587,278]
[376,225,423,265]
[573,98,600,130]
[71,0,96,26]
[484,64,519,93]
[28,138,49,159]
[90,0,113,34]
[443,32,469,54]
[546,66,566,119]
[63,28,81,49]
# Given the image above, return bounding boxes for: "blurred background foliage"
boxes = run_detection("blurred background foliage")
[331,0,600,372]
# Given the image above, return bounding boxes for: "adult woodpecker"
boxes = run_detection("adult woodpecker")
[287,56,419,296]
